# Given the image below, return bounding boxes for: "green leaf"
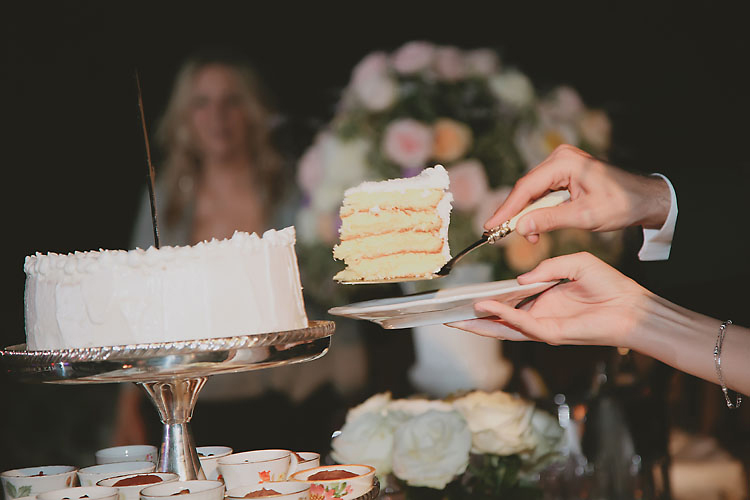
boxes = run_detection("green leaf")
[18,486,32,498]
[5,482,18,499]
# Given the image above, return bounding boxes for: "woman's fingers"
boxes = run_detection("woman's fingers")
[473,300,546,340]
[446,319,533,341]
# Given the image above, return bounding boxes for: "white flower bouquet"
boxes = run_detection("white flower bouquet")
[295,40,623,306]
[331,391,567,499]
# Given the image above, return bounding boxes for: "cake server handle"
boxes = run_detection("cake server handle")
[436,189,570,276]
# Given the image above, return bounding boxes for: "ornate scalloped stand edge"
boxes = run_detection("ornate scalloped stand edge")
[0,320,335,481]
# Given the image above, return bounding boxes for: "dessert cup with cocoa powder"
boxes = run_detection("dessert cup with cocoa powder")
[139,480,224,500]
[225,481,310,500]
[290,465,375,500]
[97,472,178,500]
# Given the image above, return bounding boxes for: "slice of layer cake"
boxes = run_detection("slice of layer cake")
[333,165,453,282]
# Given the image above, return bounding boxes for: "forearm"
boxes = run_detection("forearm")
[628,293,750,395]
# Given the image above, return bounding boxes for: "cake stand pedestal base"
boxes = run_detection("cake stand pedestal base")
[140,377,207,480]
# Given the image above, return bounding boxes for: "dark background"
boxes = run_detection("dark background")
[2,1,749,470]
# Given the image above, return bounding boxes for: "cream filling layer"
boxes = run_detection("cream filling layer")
[333,231,444,260]
[333,253,448,281]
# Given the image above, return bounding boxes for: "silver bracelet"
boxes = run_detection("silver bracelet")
[714,319,742,409]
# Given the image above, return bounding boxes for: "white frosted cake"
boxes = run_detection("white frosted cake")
[24,227,309,351]
[333,165,453,282]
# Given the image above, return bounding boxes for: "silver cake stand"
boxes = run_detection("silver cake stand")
[0,320,335,481]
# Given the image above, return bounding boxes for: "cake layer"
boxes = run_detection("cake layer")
[339,209,443,239]
[333,253,448,282]
[333,231,444,261]
[24,227,309,351]
[340,189,445,216]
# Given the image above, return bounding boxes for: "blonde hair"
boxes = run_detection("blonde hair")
[155,50,283,227]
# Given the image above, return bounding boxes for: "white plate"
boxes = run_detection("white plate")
[328,279,558,329]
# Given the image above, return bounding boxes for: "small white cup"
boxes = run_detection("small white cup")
[217,450,296,489]
[97,472,179,500]
[78,462,156,487]
[1,465,78,499]
[96,446,158,465]
[226,481,310,500]
[139,480,224,500]
[291,453,320,473]
[38,486,119,500]
[195,447,232,481]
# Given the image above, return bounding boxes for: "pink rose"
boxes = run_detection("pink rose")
[465,49,500,76]
[392,40,436,74]
[432,118,473,163]
[382,118,433,169]
[541,86,585,122]
[433,46,467,81]
[296,141,324,195]
[579,109,612,152]
[472,187,513,236]
[447,159,488,212]
[351,52,397,111]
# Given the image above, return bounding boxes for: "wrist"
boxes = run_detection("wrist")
[638,175,671,229]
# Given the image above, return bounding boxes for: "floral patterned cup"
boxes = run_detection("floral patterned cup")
[196,446,233,481]
[225,481,310,500]
[290,464,375,500]
[97,472,179,500]
[217,450,296,489]
[96,446,158,465]
[78,462,156,487]
[38,486,118,500]
[1,465,78,500]
[139,480,224,500]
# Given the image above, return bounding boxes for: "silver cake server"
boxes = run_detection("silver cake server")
[339,189,571,284]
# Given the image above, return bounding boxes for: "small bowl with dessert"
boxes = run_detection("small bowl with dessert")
[139,480,224,500]
[289,464,375,500]
[195,447,232,481]
[225,481,310,500]
[78,462,156,487]
[37,485,119,500]
[97,472,179,500]
[1,465,79,500]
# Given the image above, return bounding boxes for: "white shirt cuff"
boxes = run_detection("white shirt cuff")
[638,173,678,261]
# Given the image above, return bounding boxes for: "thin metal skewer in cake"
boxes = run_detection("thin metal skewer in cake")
[135,68,160,249]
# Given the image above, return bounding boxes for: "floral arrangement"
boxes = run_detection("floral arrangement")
[295,40,622,306]
[330,390,567,499]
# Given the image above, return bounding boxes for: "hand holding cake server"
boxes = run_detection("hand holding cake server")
[449,144,750,402]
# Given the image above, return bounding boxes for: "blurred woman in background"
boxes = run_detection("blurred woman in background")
[113,48,367,453]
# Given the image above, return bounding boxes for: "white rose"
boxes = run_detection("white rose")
[514,119,578,171]
[346,392,392,423]
[452,391,536,456]
[489,69,535,109]
[310,134,372,213]
[392,410,471,489]
[386,398,454,419]
[520,408,566,473]
[331,411,397,475]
